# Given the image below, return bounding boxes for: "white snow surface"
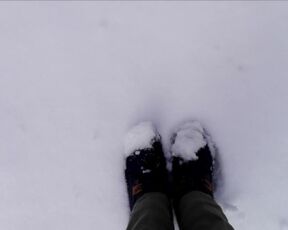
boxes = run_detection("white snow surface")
[1,2,288,230]
[171,121,207,161]
[124,121,159,156]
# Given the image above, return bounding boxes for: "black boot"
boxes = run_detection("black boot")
[171,121,215,203]
[125,123,169,210]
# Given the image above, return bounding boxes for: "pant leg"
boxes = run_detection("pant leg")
[127,192,174,230]
[176,191,234,230]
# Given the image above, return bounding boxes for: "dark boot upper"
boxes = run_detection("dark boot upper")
[125,140,169,210]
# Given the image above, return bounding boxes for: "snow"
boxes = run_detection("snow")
[124,121,159,156]
[1,2,288,230]
[171,121,207,161]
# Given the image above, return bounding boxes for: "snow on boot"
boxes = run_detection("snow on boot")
[124,122,169,210]
[171,121,216,202]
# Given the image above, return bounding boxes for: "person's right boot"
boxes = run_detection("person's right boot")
[171,121,215,203]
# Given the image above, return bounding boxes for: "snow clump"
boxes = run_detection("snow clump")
[171,121,209,161]
[124,121,160,156]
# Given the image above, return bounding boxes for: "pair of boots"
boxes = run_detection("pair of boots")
[125,121,215,211]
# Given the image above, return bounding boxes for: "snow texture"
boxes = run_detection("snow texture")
[171,121,207,161]
[1,2,288,230]
[124,121,159,156]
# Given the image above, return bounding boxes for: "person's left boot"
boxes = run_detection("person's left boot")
[124,122,169,210]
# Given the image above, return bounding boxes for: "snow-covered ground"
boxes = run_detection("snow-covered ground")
[1,2,288,230]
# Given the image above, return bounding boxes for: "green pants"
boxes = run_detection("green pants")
[126,192,234,230]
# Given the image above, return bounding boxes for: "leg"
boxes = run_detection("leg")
[127,192,174,230]
[176,191,233,230]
